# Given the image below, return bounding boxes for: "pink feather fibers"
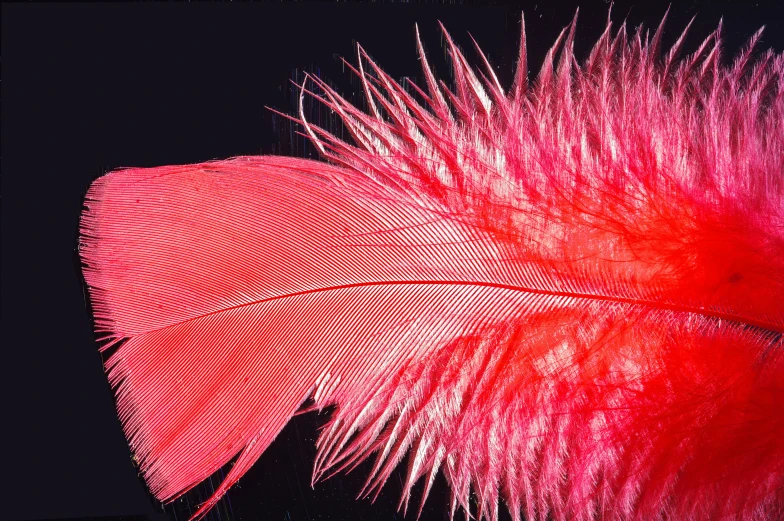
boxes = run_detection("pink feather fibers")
[79,10,783,521]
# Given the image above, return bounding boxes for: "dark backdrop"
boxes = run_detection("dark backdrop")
[4,2,783,521]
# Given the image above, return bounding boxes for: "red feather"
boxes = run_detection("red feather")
[80,11,784,521]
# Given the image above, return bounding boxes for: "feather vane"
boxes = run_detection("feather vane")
[80,12,784,521]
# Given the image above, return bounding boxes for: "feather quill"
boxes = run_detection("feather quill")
[80,11,784,521]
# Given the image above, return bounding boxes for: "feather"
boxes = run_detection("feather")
[79,11,784,521]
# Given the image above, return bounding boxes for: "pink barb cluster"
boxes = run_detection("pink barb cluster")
[295,10,784,521]
[80,10,783,521]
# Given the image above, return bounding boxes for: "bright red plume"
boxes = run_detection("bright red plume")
[80,10,784,521]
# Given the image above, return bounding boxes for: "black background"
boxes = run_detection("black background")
[4,1,783,521]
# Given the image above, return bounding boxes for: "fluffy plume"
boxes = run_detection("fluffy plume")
[80,10,783,521]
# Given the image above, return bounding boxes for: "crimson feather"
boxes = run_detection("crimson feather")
[80,11,784,521]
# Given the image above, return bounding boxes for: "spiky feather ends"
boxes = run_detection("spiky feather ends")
[297,11,784,521]
[79,9,784,521]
